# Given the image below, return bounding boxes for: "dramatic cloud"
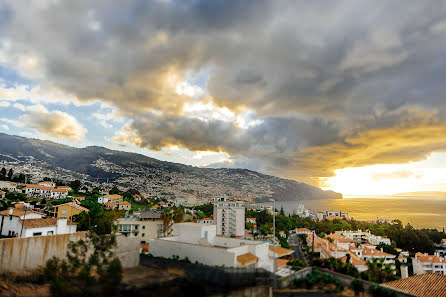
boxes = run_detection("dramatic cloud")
[2,1,446,185]
[20,106,86,142]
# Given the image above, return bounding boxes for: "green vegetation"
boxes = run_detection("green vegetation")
[44,230,122,297]
[292,270,344,293]
[245,209,445,254]
[313,257,360,278]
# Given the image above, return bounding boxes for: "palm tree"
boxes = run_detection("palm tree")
[160,209,174,237]
[366,258,395,283]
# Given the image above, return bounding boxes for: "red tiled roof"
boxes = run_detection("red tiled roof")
[362,248,395,258]
[269,245,294,257]
[24,184,43,189]
[0,209,42,217]
[120,201,131,205]
[19,218,75,228]
[296,228,311,232]
[56,202,89,212]
[53,188,68,192]
[237,253,259,266]
[276,259,289,268]
[383,273,446,297]
[327,233,355,243]
[415,253,445,263]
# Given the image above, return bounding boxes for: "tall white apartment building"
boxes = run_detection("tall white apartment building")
[213,200,245,237]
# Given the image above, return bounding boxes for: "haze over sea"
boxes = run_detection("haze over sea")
[274,196,446,231]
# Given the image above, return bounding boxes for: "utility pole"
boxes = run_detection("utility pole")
[269,199,276,290]
[312,230,315,265]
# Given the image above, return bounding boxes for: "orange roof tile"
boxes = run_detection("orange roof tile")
[296,228,311,232]
[120,201,131,205]
[56,202,89,212]
[19,218,75,228]
[53,188,68,192]
[327,233,355,243]
[415,253,445,263]
[269,245,294,257]
[237,253,259,266]
[362,248,395,257]
[0,209,42,217]
[383,273,446,297]
[276,259,289,268]
[24,184,43,189]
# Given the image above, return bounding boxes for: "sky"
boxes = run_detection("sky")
[1,1,446,196]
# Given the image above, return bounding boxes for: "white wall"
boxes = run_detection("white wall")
[150,239,237,267]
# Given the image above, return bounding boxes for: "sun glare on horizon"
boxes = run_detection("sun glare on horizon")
[322,153,446,196]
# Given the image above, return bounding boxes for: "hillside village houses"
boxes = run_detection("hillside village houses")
[0,180,17,192]
[23,183,69,199]
[149,223,294,272]
[308,233,397,272]
[0,208,76,237]
[97,194,123,209]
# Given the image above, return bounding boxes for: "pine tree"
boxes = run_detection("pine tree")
[0,167,6,180]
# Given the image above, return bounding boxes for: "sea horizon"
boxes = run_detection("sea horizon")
[265,196,446,231]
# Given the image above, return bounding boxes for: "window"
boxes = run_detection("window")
[47,231,53,235]
[142,226,146,229]
[62,209,67,217]
[204,231,208,240]
[142,233,145,237]
[33,232,42,236]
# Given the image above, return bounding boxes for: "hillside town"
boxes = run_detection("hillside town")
[0,169,445,297]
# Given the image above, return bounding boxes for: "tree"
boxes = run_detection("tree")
[44,230,122,297]
[365,258,396,283]
[0,167,6,180]
[7,168,13,181]
[69,180,82,193]
[109,186,121,195]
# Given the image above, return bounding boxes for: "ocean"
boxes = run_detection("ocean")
[269,196,446,230]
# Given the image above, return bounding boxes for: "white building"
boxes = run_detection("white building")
[316,210,348,221]
[290,228,313,235]
[149,223,294,272]
[39,181,56,188]
[0,208,76,237]
[412,253,446,275]
[335,230,391,245]
[50,188,69,199]
[213,200,245,237]
[0,181,17,192]
[117,210,173,244]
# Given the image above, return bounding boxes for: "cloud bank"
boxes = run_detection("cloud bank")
[1,1,446,185]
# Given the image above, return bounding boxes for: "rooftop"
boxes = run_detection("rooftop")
[383,273,446,297]
[237,252,259,266]
[19,218,75,228]
[269,245,294,257]
[415,253,445,263]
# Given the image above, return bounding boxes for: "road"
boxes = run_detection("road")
[288,233,309,265]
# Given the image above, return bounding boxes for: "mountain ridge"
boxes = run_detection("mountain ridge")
[0,133,342,202]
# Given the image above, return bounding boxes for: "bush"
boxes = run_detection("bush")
[369,284,395,297]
